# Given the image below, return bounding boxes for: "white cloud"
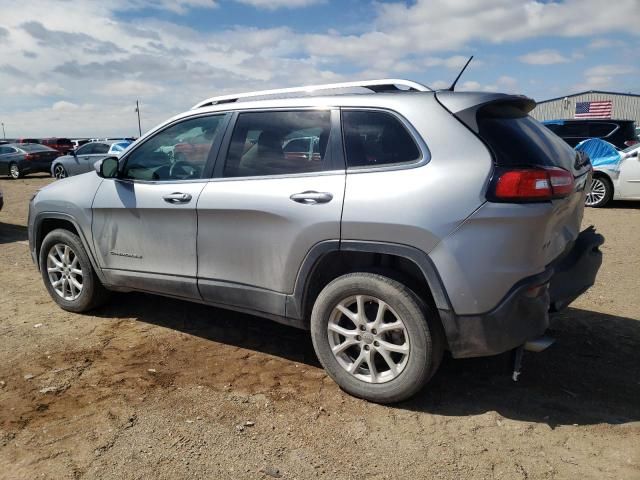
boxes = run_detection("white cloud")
[9,82,66,96]
[101,80,165,96]
[518,49,571,65]
[588,38,625,49]
[52,101,80,111]
[573,64,638,91]
[235,0,324,9]
[584,64,636,77]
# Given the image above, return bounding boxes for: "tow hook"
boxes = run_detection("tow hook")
[511,336,556,382]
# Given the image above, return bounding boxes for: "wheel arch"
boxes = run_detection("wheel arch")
[33,213,107,284]
[288,241,454,339]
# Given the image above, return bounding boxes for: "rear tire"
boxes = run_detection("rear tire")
[586,176,612,208]
[8,163,21,179]
[39,229,110,312]
[310,272,443,403]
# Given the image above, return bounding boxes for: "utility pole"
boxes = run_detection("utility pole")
[1,122,5,140]
[135,100,142,137]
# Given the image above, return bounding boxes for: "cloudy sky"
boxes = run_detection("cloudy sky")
[0,0,638,138]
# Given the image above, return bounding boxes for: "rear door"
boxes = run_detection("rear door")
[196,109,344,316]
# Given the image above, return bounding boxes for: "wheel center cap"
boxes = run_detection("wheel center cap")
[362,333,374,344]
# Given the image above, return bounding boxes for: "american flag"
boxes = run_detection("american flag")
[575,100,613,119]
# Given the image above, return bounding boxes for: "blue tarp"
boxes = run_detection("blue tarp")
[575,138,622,170]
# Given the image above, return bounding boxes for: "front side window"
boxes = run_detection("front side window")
[342,110,420,168]
[76,143,94,155]
[122,115,226,181]
[222,110,332,178]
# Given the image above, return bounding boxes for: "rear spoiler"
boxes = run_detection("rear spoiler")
[435,91,536,133]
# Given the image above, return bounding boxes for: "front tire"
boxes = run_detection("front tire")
[586,176,612,207]
[9,163,21,179]
[39,229,110,312]
[310,273,443,403]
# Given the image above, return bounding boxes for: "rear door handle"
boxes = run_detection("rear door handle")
[290,191,333,204]
[163,192,192,204]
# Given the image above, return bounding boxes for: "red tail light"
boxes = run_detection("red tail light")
[491,167,574,202]
[24,153,35,161]
[624,139,638,147]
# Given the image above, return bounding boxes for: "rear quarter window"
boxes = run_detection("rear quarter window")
[342,110,420,168]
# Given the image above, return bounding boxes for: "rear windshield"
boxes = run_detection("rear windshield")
[57,138,72,145]
[477,104,576,169]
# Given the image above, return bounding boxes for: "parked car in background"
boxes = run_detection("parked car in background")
[578,138,640,207]
[15,138,41,145]
[51,140,132,179]
[0,143,60,179]
[29,79,603,403]
[41,137,74,155]
[71,139,90,150]
[543,119,639,149]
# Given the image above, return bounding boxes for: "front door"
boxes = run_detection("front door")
[91,113,229,299]
[197,109,345,316]
[618,150,640,199]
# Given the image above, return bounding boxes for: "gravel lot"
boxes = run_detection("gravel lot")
[1,175,639,480]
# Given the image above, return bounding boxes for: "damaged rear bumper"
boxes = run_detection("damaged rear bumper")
[442,227,604,358]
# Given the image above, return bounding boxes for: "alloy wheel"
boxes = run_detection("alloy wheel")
[46,243,84,301]
[586,178,606,206]
[327,295,410,384]
[9,164,20,179]
[54,164,67,179]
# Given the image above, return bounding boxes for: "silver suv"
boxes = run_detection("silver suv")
[28,79,603,403]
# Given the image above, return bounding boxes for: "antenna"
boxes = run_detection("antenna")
[447,56,474,91]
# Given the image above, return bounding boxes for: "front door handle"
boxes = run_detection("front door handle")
[163,192,192,204]
[290,191,333,204]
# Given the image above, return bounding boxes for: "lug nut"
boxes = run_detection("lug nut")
[356,335,361,341]
[371,329,377,335]
[359,325,366,331]
[364,345,370,350]
[374,341,379,347]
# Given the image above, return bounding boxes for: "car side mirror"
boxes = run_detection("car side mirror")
[96,157,119,178]
[71,150,77,158]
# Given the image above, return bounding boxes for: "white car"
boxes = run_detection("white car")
[587,142,640,207]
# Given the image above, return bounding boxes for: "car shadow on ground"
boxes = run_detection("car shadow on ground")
[0,222,28,244]
[95,295,639,427]
[608,200,640,209]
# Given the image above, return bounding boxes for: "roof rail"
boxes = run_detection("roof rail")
[191,79,431,109]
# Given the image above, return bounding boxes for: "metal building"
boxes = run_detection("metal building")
[531,90,640,124]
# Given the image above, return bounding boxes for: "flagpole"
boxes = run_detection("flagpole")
[135,100,142,137]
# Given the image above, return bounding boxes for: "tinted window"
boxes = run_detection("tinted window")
[223,111,331,178]
[93,143,110,154]
[588,122,616,137]
[123,114,225,181]
[76,143,94,155]
[19,144,54,152]
[556,123,589,137]
[477,105,575,170]
[343,110,420,168]
[0,146,11,155]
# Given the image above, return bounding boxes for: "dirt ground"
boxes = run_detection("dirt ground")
[1,174,639,480]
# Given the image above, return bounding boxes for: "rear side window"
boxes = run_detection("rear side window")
[588,122,616,137]
[223,110,332,178]
[477,104,575,169]
[342,110,420,168]
[93,143,110,154]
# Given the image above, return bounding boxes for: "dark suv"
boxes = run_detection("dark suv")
[41,138,74,155]
[543,119,638,149]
